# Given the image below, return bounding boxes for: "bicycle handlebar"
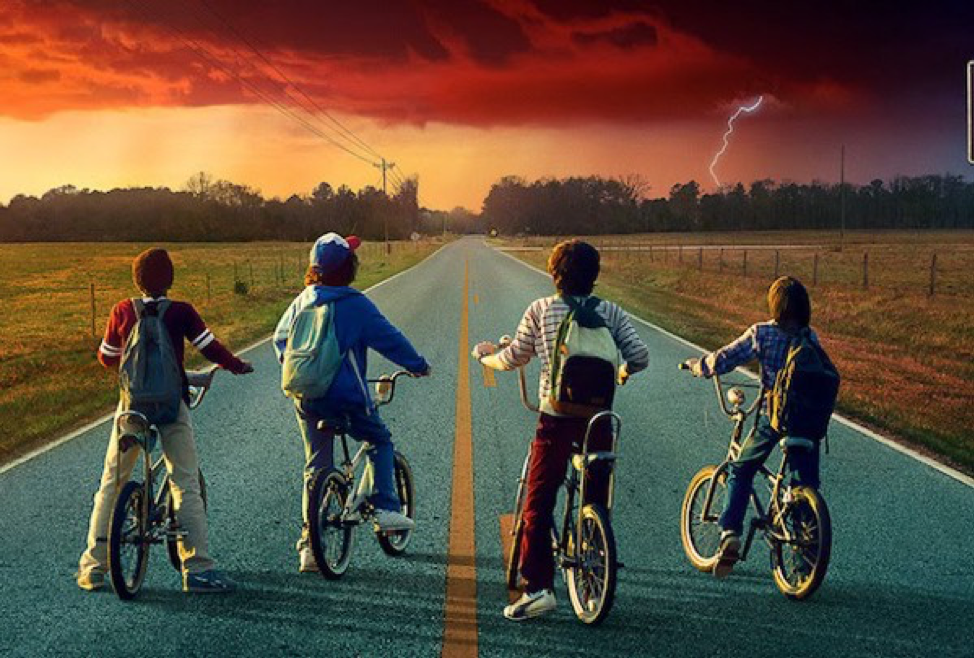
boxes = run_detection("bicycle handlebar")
[678,360,762,419]
[369,370,420,407]
[187,369,217,410]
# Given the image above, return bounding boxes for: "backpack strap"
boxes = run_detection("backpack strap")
[156,299,172,320]
[131,298,145,319]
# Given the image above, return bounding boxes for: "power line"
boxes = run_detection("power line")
[193,0,385,162]
[125,0,380,166]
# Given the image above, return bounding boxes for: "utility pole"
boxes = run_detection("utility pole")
[840,145,846,250]
[375,158,396,254]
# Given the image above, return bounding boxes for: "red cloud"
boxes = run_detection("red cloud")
[0,0,861,125]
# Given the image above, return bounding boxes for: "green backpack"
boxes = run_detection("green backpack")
[549,296,620,417]
[281,302,343,400]
[769,328,840,440]
[119,299,183,425]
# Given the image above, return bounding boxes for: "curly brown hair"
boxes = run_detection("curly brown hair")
[304,253,359,287]
[547,240,600,296]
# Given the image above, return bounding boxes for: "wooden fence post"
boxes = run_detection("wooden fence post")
[862,252,869,290]
[233,262,239,286]
[206,273,211,303]
[813,254,819,287]
[679,246,683,263]
[929,252,937,296]
[743,250,748,278]
[718,248,724,273]
[774,250,780,279]
[249,262,255,289]
[90,282,96,338]
[648,245,653,262]
[698,247,703,271]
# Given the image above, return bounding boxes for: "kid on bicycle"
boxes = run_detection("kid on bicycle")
[473,239,649,621]
[77,248,253,593]
[273,233,430,574]
[686,276,830,578]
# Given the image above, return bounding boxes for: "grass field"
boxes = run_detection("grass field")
[500,230,974,474]
[0,240,441,464]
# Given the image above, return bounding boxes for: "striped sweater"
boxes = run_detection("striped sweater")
[495,296,650,414]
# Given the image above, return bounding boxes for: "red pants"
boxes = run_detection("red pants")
[519,413,612,592]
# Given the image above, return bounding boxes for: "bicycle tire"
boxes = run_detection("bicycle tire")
[107,480,150,600]
[506,450,532,590]
[377,452,415,555]
[565,503,616,625]
[309,469,355,579]
[680,465,726,573]
[771,486,832,600]
[166,470,208,572]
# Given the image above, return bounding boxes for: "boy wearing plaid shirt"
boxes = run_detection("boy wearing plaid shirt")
[687,276,829,578]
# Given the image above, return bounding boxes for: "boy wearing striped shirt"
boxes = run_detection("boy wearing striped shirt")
[473,240,650,621]
[77,248,253,593]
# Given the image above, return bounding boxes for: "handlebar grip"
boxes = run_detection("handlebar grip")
[678,362,690,370]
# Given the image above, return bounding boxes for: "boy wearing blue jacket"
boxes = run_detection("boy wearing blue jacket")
[274,233,430,573]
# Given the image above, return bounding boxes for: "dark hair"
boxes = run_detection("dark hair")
[305,253,359,287]
[768,276,811,328]
[132,248,174,297]
[547,240,600,296]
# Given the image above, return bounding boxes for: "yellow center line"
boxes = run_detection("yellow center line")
[442,259,478,658]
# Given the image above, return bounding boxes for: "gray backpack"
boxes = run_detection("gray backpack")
[119,299,183,425]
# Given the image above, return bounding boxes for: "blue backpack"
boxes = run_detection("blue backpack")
[119,299,183,425]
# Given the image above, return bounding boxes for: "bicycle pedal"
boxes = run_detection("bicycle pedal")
[616,560,626,569]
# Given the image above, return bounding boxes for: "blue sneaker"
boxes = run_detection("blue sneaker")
[183,569,236,593]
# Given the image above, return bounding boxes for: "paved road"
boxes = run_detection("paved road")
[1,237,971,658]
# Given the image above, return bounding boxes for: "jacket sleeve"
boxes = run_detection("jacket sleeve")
[273,295,302,363]
[700,325,758,377]
[97,302,125,369]
[184,304,249,374]
[607,304,649,373]
[494,302,538,370]
[360,299,428,373]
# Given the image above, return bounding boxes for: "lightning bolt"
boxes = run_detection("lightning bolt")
[709,95,764,187]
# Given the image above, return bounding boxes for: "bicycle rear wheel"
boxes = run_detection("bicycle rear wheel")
[166,470,208,572]
[565,503,616,625]
[108,481,150,600]
[680,465,726,572]
[309,469,355,579]
[506,450,532,590]
[771,486,832,600]
[377,452,415,555]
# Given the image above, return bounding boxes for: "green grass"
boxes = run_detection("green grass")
[0,240,442,464]
[503,230,974,475]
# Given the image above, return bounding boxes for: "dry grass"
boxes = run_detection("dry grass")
[0,240,441,464]
[503,230,974,474]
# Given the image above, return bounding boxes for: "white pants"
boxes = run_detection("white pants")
[78,401,215,575]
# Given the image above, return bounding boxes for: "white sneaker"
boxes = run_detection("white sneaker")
[714,530,741,579]
[503,589,557,621]
[373,509,415,532]
[299,547,318,573]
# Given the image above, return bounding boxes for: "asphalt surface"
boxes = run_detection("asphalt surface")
[1,237,971,658]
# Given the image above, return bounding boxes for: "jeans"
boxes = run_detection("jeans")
[718,415,821,534]
[519,413,612,592]
[294,400,399,550]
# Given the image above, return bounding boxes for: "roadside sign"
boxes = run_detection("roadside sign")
[969,61,973,164]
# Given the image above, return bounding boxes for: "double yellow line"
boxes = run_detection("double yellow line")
[442,260,478,657]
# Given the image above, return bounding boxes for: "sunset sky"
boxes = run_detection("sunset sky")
[1,0,972,210]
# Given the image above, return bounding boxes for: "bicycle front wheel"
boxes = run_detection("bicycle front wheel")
[166,470,208,572]
[377,452,415,556]
[506,450,532,591]
[565,503,616,625]
[680,465,726,572]
[771,486,832,600]
[309,469,355,579]
[108,480,150,600]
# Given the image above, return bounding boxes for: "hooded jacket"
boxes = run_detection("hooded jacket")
[273,285,428,411]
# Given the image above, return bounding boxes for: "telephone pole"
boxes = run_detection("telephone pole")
[839,145,846,250]
[375,158,396,254]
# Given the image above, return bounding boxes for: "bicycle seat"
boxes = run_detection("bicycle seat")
[779,436,815,452]
[571,451,617,471]
[317,419,350,434]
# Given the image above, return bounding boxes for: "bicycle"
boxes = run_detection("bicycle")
[678,361,832,600]
[307,370,418,579]
[500,343,623,625]
[106,369,216,600]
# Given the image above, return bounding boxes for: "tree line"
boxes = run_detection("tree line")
[480,174,974,235]
[0,172,420,242]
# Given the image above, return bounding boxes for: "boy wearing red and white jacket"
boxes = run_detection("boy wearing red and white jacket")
[77,248,252,593]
